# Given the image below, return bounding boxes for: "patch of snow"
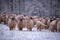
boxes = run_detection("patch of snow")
[0,24,60,40]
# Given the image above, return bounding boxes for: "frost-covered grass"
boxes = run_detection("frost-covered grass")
[0,24,60,40]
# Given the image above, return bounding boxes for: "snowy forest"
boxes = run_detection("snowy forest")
[0,0,60,17]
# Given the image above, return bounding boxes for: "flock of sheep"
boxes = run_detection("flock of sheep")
[0,12,60,32]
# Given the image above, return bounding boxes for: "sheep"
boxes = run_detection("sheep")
[26,18,34,31]
[57,20,60,32]
[49,20,57,32]
[17,16,24,31]
[36,21,47,31]
[56,18,60,32]
[8,17,16,30]
[41,17,47,29]
[31,16,39,25]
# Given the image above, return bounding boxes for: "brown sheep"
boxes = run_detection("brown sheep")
[56,18,60,32]
[22,16,34,31]
[41,17,47,29]
[0,13,8,24]
[49,20,57,32]
[57,20,60,32]
[8,17,16,30]
[26,18,34,31]
[36,21,47,31]
[17,17,24,31]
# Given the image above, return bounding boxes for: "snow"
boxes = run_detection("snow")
[0,24,60,40]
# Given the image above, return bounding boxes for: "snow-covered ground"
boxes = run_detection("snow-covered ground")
[0,24,60,40]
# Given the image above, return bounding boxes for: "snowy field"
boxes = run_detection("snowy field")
[0,24,60,40]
